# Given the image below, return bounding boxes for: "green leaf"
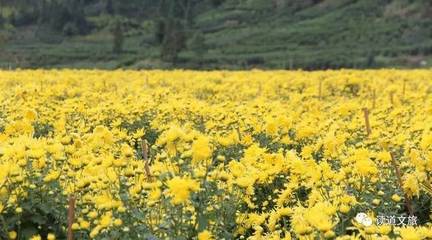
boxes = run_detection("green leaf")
[197,214,208,232]
[21,226,38,239]
[30,215,47,225]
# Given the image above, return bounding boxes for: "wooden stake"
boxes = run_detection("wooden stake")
[67,195,76,240]
[363,108,371,136]
[390,152,414,216]
[141,139,152,180]
[390,91,394,105]
[258,82,262,96]
[372,89,376,109]
[236,127,242,142]
[318,78,323,100]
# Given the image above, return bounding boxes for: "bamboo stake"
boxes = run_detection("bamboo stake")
[67,195,76,240]
[363,108,371,136]
[390,152,414,216]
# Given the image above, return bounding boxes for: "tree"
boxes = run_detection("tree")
[37,0,48,24]
[111,19,124,54]
[188,31,207,60]
[36,0,90,35]
[178,0,200,27]
[0,30,11,68]
[157,0,201,64]
[0,9,4,27]
[366,53,376,68]
[66,0,90,34]
[160,18,186,63]
[0,32,6,48]
[8,11,16,26]
[155,20,165,44]
[106,0,114,15]
[209,0,226,7]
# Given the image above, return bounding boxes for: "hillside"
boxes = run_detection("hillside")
[0,0,432,69]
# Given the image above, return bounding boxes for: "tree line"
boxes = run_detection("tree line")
[0,0,343,67]
[0,0,229,64]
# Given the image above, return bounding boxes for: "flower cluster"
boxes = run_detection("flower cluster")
[0,69,432,239]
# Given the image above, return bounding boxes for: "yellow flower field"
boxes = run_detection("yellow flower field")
[0,69,432,239]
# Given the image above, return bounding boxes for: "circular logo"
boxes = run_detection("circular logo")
[355,212,372,226]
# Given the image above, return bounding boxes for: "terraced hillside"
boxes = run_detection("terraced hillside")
[0,0,431,69]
